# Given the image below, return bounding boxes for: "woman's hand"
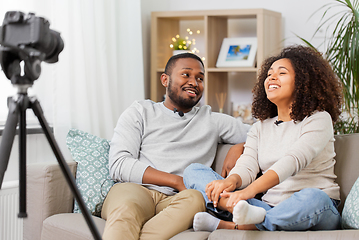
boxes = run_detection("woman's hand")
[205,174,240,207]
[220,188,256,208]
[221,170,280,208]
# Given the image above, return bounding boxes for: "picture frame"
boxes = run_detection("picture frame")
[216,37,257,67]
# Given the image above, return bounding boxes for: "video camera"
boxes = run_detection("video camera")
[0,11,64,84]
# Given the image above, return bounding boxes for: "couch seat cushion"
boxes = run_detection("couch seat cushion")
[207,229,359,239]
[170,229,210,240]
[41,213,106,240]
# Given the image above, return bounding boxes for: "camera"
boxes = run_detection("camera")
[0,11,64,63]
[0,11,64,84]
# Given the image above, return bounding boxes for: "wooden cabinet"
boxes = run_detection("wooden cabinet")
[151,9,282,114]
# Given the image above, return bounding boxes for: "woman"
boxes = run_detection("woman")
[183,45,343,231]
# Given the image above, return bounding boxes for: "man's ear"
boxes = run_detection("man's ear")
[161,73,169,88]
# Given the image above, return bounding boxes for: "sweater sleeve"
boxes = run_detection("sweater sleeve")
[269,111,334,183]
[228,122,260,188]
[214,112,251,144]
[108,102,150,183]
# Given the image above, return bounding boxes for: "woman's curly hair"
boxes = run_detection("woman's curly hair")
[252,45,343,122]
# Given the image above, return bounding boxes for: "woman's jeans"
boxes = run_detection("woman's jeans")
[183,163,341,231]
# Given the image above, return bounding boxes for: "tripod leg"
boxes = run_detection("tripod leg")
[30,98,102,240]
[0,97,19,188]
[18,98,28,218]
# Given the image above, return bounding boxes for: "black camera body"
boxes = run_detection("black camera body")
[0,11,64,84]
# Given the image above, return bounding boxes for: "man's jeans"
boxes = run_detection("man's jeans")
[183,163,341,231]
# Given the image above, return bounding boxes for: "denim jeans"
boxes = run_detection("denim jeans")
[183,163,341,231]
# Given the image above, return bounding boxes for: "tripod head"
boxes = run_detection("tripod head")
[0,11,64,87]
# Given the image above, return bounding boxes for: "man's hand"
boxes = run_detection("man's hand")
[221,143,245,177]
[175,178,187,192]
[142,166,186,192]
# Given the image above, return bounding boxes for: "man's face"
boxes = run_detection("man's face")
[164,58,204,111]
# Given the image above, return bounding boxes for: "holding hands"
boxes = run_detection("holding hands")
[220,188,256,208]
[205,174,241,207]
[206,171,278,210]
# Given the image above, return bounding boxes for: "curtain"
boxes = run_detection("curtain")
[0,0,145,159]
[52,0,145,158]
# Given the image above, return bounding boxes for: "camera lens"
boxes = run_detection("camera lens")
[43,30,64,63]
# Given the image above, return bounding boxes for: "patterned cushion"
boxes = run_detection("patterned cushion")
[342,176,359,229]
[66,129,114,216]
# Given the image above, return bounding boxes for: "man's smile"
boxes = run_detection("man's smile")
[183,87,198,97]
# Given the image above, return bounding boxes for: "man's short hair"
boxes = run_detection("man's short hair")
[164,53,204,75]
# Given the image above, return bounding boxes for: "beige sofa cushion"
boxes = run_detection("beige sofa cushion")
[24,161,77,240]
[208,229,359,239]
[41,213,106,240]
[334,133,359,212]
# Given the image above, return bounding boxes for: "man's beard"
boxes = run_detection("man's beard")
[167,78,201,109]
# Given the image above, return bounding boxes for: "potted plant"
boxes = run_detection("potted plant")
[169,28,200,55]
[298,0,359,134]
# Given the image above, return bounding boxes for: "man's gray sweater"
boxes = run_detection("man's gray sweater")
[109,100,250,195]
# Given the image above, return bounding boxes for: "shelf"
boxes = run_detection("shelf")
[156,67,257,73]
[207,67,257,73]
[151,9,282,114]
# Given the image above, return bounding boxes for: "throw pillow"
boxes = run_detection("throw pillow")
[66,128,114,216]
[342,176,359,229]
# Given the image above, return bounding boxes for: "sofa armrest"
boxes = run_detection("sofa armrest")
[334,133,359,213]
[23,160,77,240]
[212,144,234,174]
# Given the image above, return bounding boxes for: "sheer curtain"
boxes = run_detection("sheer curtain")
[52,0,145,157]
[0,0,145,158]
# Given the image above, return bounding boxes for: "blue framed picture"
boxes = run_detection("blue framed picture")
[216,38,257,67]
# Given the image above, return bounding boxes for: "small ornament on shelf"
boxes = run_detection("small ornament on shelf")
[232,103,256,124]
[215,92,226,113]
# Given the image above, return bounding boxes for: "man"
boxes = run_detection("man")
[101,53,250,240]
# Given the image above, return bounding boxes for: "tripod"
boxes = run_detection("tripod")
[0,11,102,239]
[0,85,102,240]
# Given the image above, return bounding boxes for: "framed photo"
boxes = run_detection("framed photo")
[216,37,257,67]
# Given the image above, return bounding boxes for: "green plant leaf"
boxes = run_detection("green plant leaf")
[296,0,359,134]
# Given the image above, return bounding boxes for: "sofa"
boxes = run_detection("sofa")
[24,133,359,240]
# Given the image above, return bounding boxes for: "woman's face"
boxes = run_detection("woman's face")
[264,58,296,108]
